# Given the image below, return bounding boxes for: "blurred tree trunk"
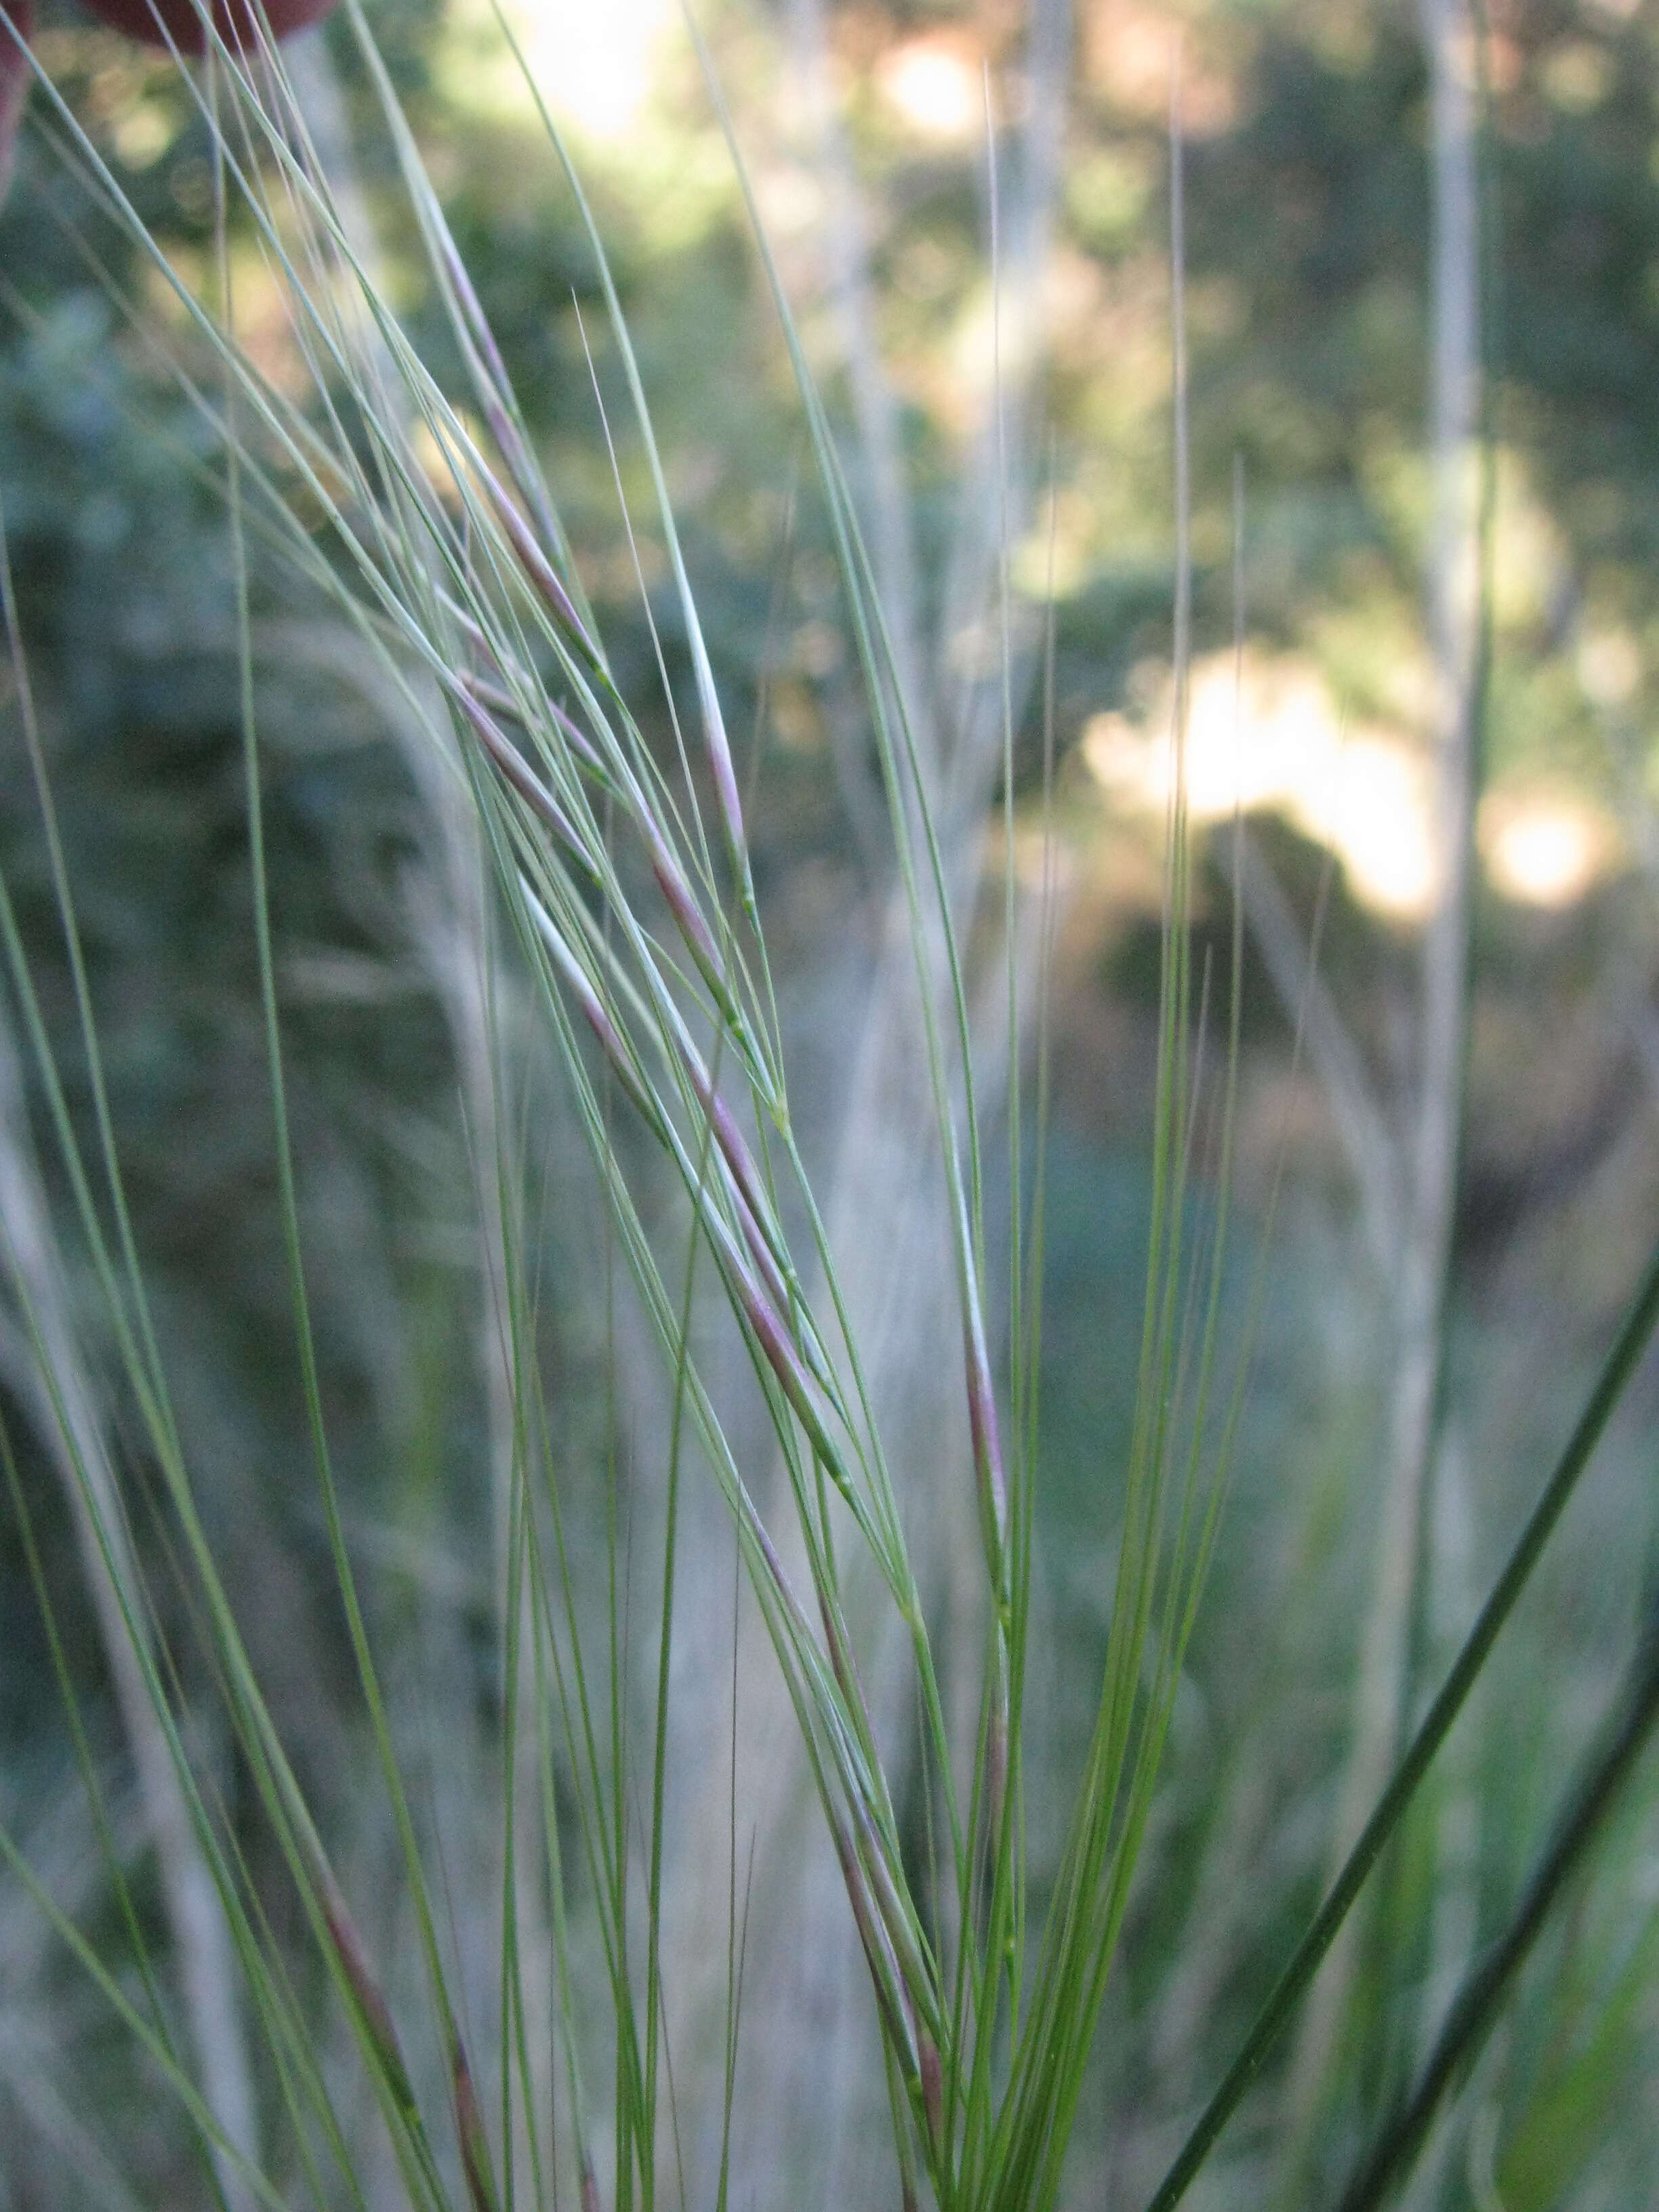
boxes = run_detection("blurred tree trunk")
[1280,0,1481,2172]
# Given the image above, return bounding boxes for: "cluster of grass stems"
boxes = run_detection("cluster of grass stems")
[1,5,1657,2209]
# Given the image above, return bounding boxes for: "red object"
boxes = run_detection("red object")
[0,0,338,211]
[75,0,337,51]
[0,5,33,205]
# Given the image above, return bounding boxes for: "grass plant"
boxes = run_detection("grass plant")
[1,5,1657,2209]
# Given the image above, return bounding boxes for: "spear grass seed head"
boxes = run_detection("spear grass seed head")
[0,17,1248,2205]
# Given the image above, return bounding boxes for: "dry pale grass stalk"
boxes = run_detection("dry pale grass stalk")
[1279,0,1483,2170]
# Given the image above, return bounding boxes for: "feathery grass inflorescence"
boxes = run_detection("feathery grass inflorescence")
[0,7,1235,2198]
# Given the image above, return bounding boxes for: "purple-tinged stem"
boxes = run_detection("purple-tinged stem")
[849,1793,934,2032]
[451,2034,497,2212]
[462,672,521,722]
[464,652,745,1049]
[956,1191,1008,1591]
[475,457,600,671]
[434,222,512,405]
[748,1516,838,1696]
[816,1589,877,1753]
[459,691,594,873]
[446,598,498,673]
[433,223,571,562]
[320,1882,415,2111]
[479,387,525,479]
[641,823,725,993]
[699,680,751,907]
[830,1817,920,2074]
[730,1173,791,1322]
[667,1038,792,1315]
[985,1633,1010,1850]
[429,222,524,455]
[462,673,606,779]
[525,895,794,1392]
[525,899,657,1128]
[916,2018,945,2159]
[736,1262,837,1463]
[546,695,606,775]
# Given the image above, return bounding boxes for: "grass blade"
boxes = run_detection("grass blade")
[1147,1230,1659,2212]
